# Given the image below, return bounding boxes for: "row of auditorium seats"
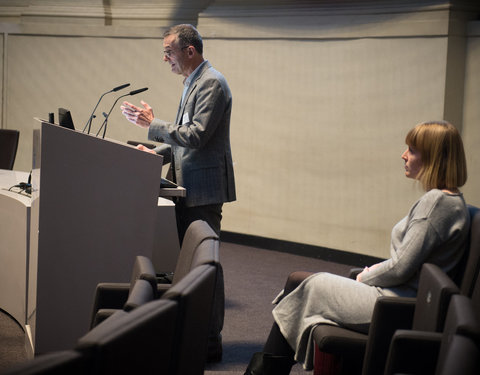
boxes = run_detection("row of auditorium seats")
[313,205,480,375]
[4,220,220,375]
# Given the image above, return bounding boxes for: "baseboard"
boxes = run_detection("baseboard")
[219,231,384,267]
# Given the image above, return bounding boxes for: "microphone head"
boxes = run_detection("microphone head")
[112,83,130,92]
[129,87,149,96]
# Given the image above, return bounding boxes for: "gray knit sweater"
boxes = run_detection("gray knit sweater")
[272,189,469,370]
[361,188,469,293]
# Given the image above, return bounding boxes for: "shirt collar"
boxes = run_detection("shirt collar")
[184,60,208,87]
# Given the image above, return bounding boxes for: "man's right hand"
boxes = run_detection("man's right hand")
[120,100,154,128]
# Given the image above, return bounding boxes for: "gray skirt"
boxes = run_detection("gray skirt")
[272,272,390,370]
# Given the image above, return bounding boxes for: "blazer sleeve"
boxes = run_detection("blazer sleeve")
[148,76,228,149]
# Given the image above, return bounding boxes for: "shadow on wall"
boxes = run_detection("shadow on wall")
[101,0,216,27]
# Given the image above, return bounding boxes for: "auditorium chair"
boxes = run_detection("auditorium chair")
[312,205,480,375]
[77,299,178,375]
[90,255,158,328]
[157,219,219,287]
[0,129,20,170]
[384,293,480,374]
[160,264,217,375]
[90,219,220,336]
[360,263,460,375]
[91,277,158,327]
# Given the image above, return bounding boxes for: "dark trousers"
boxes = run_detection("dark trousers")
[264,271,314,357]
[175,200,223,244]
[175,200,225,342]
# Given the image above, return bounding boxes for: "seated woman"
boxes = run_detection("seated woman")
[244,120,469,375]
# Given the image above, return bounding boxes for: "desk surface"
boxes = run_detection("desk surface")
[0,170,31,205]
[0,169,31,333]
[159,186,186,198]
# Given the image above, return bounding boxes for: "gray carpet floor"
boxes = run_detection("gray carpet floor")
[206,242,353,374]
[0,241,354,374]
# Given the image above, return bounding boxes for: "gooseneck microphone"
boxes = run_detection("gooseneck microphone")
[96,87,149,139]
[83,83,130,134]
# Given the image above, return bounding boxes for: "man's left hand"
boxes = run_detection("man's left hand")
[136,144,156,154]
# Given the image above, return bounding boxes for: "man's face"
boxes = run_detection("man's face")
[163,34,188,77]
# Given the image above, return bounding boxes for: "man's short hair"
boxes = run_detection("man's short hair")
[164,24,203,55]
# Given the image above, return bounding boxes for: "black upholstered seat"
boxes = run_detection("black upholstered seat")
[0,129,19,170]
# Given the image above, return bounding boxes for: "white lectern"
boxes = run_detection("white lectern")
[30,121,165,353]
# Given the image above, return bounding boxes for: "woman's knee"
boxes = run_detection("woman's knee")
[284,271,314,295]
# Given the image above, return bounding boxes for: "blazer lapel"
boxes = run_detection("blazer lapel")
[175,61,211,125]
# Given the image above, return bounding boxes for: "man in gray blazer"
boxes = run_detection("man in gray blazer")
[121,24,236,362]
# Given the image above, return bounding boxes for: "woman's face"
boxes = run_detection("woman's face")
[401,145,423,179]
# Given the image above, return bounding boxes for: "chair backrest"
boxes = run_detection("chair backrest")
[470,261,480,318]
[191,235,220,269]
[171,220,218,285]
[435,294,480,375]
[440,294,480,345]
[77,299,178,375]
[435,335,479,375]
[412,263,460,332]
[0,129,20,170]
[2,350,90,375]
[161,264,217,375]
[130,255,158,297]
[459,206,480,296]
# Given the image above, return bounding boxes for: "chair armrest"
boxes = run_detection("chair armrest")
[384,330,442,375]
[362,296,416,375]
[90,283,130,328]
[313,325,368,353]
[156,283,172,298]
[123,279,155,312]
[348,268,364,279]
[91,309,119,328]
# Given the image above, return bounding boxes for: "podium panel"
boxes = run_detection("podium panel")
[32,122,163,352]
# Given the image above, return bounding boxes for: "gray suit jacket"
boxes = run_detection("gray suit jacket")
[148,61,236,207]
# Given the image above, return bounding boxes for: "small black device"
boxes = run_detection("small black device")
[58,108,75,130]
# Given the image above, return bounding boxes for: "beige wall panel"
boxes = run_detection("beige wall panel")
[462,30,480,208]
[7,34,181,172]
[2,1,479,259]
[206,37,448,258]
